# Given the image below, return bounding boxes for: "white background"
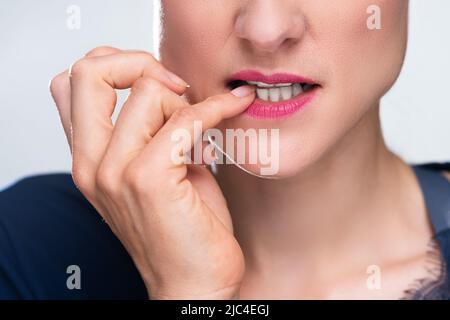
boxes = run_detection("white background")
[0,0,449,187]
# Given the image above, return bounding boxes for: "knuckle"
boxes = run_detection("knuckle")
[136,52,162,70]
[203,96,223,119]
[85,46,119,57]
[69,58,92,79]
[123,162,155,196]
[138,51,156,64]
[95,163,120,196]
[132,77,163,94]
[49,72,68,99]
[122,166,135,187]
[171,107,198,124]
[123,164,143,188]
[71,164,93,194]
[204,95,223,109]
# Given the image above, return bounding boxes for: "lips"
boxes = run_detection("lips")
[227,70,320,119]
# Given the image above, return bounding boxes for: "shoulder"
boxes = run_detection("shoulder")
[0,174,103,248]
[0,173,93,219]
[0,173,147,299]
[412,162,450,233]
[407,163,450,299]
[416,162,450,182]
[443,172,450,183]
[413,162,450,279]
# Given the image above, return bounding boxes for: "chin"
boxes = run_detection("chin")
[221,138,326,180]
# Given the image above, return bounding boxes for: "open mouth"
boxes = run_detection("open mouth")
[227,80,319,103]
[225,70,321,119]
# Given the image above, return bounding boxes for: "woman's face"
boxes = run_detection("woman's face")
[160,0,408,177]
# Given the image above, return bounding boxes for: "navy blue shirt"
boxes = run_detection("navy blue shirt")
[0,163,449,299]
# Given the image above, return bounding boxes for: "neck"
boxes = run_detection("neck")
[216,105,431,285]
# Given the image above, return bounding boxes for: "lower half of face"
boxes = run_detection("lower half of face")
[160,0,409,178]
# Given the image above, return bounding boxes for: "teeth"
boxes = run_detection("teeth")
[247,81,293,88]
[293,83,303,96]
[252,83,306,102]
[269,88,280,102]
[280,86,293,100]
[256,88,269,101]
[238,80,313,102]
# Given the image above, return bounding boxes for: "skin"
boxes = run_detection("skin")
[50,0,441,299]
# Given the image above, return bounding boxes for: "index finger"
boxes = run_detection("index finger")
[69,51,189,191]
[142,86,256,173]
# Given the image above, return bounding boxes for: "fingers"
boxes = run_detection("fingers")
[100,78,189,173]
[69,51,189,193]
[50,70,72,143]
[50,46,121,149]
[135,86,256,180]
[70,51,189,91]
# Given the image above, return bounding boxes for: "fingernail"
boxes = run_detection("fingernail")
[231,85,255,97]
[166,70,190,87]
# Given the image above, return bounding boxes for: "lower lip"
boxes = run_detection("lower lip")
[244,87,319,119]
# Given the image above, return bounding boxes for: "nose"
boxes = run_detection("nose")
[234,0,306,53]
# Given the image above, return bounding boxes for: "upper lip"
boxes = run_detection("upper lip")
[228,69,318,85]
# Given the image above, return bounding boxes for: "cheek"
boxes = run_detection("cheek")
[319,0,408,98]
[276,1,408,175]
[160,3,235,102]
[296,0,409,151]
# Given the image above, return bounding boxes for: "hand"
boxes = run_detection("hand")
[50,46,255,299]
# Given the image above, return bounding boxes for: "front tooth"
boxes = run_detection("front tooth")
[293,83,303,96]
[280,86,293,101]
[256,88,269,101]
[247,81,293,88]
[269,88,280,102]
[273,83,293,87]
[248,81,274,88]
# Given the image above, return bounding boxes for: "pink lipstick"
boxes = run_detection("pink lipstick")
[227,70,320,119]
